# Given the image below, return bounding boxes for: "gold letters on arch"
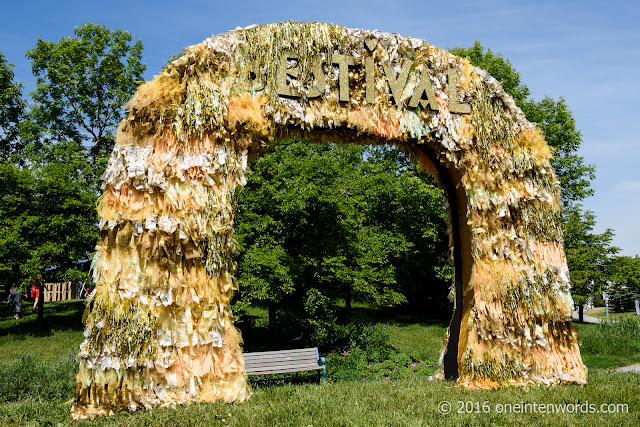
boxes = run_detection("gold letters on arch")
[72,22,586,418]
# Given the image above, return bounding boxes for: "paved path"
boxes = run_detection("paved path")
[571,311,611,324]
[615,364,640,373]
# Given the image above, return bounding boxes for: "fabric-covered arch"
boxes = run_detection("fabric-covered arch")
[72,22,586,418]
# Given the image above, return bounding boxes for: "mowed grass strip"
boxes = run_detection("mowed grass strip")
[1,371,639,426]
[585,307,640,321]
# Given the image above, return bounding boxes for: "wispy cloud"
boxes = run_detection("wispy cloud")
[617,181,640,192]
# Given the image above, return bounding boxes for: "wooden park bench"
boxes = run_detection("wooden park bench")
[243,347,326,384]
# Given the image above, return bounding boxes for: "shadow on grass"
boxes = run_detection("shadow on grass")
[235,300,451,353]
[347,303,451,328]
[0,299,85,338]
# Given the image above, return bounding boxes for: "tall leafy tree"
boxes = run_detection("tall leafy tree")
[0,52,25,161]
[1,24,146,301]
[235,140,449,345]
[563,205,618,319]
[357,146,452,314]
[0,162,34,293]
[521,97,595,206]
[449,42,595,207]
[236,141,404,335]
[0,141,96,293]
[450,41,530,105]
[27,22,145,162]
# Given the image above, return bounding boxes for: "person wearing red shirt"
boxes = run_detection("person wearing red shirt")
[30,278,41,311]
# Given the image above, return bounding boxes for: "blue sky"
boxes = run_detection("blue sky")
[2,0,639,255]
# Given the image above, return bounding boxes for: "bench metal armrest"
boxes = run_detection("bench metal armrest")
[315,347,326,383]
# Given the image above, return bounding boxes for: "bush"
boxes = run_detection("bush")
[325,320,438,383]
[325,347,368,382]
[344,320,390,350]
[0,352,77,403]
[307,317,393,353]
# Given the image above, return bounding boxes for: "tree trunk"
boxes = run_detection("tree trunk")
[37,285,45,323]
[268,301,276,336]
[345,285,352,324]
[578,304,584,323]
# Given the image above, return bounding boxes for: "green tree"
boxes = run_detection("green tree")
[235,140,449,347]
[0,51,25,161]
[27,22,145,162]
[0,141,96,286]
[357,146,452,314]
[607,256,640,312]
[563,205,618,320]
[0,162,34,293]
[520,97,595,206]
[450,41,530,104]
[449,42,595,207]
[1,24,146,310]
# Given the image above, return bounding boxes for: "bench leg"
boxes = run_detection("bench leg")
[320,356,326,383]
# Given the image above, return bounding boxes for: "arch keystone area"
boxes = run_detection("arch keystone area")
[72,22,586,418]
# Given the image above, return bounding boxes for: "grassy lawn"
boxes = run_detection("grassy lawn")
[1,370,639,426]
[0,300,85,361]
[585,307,640,321]
[1,300,640,425]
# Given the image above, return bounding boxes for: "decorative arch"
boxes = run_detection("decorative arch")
[72,22,586,418]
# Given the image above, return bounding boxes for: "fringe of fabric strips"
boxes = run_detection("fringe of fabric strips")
[72,22,586,418]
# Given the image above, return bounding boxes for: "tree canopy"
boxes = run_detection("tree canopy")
[27,22,145,161]
[607,255,640,311]
[0,52,25,161]
[450,42,596,208]
[0,141,96,289]
[563,205,618,302]
[235,140,450,343]
[0,24,145,293]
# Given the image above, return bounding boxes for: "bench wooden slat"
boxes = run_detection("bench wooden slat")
[244,355,319,365]
[243,348,317,358]
[245,353,318,361]
[246,363,323,375]
[245,347,316,355]
[246,363,323,374]
[242,347,326,383]
[245,363,320,371]
[247,367,322,376]
[244,360,322,371]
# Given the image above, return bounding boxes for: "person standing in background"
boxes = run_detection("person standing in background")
[31,278,41,311]
[8,284,23,319]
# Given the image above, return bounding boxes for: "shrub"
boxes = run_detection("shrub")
[344,321,390,350]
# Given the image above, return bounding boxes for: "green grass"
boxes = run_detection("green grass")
[2,301,640,425]
[575,319,640,369]
[585,307,640,321]
[0,300,85,361]
[1,371,639,426]
[386,322,447,362]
